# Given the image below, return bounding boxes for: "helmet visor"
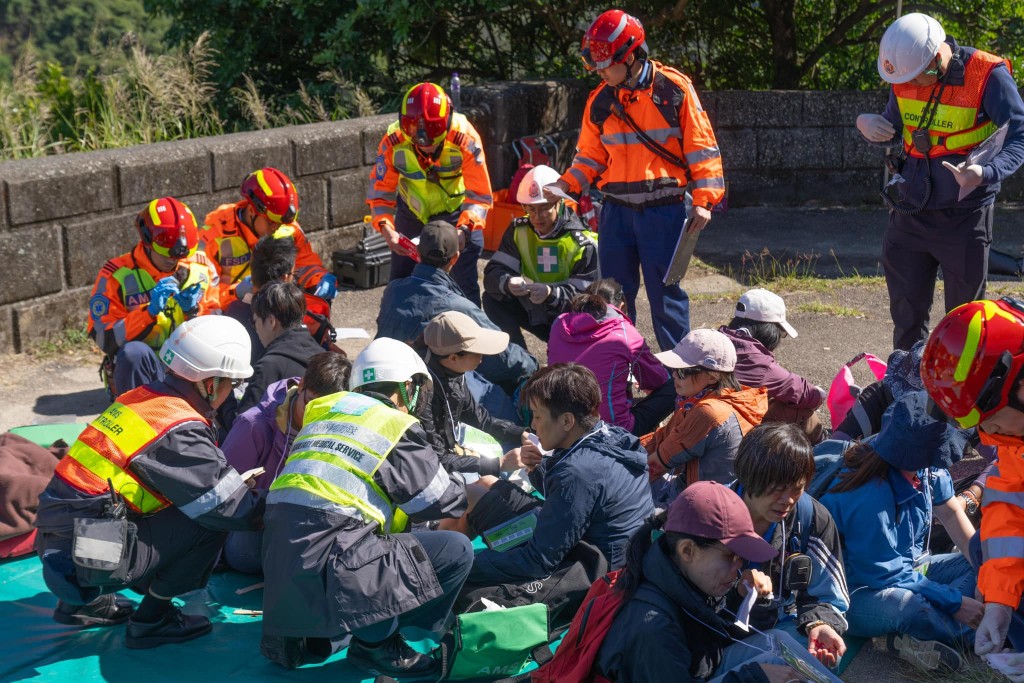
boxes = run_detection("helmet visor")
[581,40,615,71]
[150,228,196,259]
[954,350,1016,428]
[402,116,448,147]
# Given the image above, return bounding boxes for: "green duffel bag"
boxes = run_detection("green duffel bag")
[440,601,550,681]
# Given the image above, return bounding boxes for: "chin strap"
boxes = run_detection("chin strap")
[398,382,421,413]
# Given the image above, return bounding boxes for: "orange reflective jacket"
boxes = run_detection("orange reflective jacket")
[87,243,220,357]
[563,61,725,209]
[894,50,1009,158]
[200,201,327,305]
[55,386,207,514]
[977,431,1024,608]
[367,113,492,231]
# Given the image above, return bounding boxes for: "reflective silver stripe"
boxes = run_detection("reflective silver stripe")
[982,535,1024,560]
[370,206,393,218]
[367,189,396,201]
[297,421,391,456]
[290,440,381,477]
[600,127,681,146]
[686,145,721,164]
[74,537,123,563]
[574,155,606,172]
[282,457,392,525]
[607,12,628,41]
[490,251,520,270]
[467,141,484,162]
[113,320,127,347]
[464,204,488,220]
[568,277,593,290]
[692,177,726,190]
[267,487,364,520]
[178,469,245,519]
[398,464,449,515]
[464,190,492,204]
[982,487,1024,508]
[605,186,689,204]
[567,168,590,191]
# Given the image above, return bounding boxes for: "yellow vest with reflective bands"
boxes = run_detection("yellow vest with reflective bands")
[269,392,417,533]
[512,221,597,284]
[386,120,467,223]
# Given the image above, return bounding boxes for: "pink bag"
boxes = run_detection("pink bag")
[827,352,887,429]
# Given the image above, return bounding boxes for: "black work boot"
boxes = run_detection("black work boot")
[125,606,212,649]
[346,633,438,676]
[53,594,136,627]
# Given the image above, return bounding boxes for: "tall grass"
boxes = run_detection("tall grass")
[0,34,379,160]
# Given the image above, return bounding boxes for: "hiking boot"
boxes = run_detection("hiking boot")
[346,633,437,676]
[53,594,135,627]
[261,635,309,670]
[125,606,212,649]
[886,634,964,672]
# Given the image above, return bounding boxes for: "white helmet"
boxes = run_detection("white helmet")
[351,338,431,391]
[877,13,945,84]
[159,315,253,382]
[516,165,562,205]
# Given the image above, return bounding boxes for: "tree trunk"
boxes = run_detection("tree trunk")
[763,0,801,88]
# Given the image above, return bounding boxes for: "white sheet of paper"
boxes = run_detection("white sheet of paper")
[985,652,1024,677]
[335,327,371,339]
[543,184,574,201]
[732,581,759,632]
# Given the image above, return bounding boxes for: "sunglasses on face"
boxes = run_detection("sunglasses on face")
[673,367,704,380]
[922,56,943,77]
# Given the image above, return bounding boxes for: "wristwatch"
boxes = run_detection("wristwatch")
[959,489,981,516]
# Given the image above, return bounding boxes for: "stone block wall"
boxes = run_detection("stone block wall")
[0,80,1015,352]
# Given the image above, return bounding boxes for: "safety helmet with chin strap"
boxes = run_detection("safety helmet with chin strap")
[159,315,254,382]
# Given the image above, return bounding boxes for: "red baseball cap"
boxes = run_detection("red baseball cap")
[665,481,778,563]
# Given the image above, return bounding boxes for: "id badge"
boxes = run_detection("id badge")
[913,552,931,576]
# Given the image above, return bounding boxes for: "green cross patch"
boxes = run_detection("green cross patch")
[537,246,559,273]
[162,349,175,364]
[362,368,376,383]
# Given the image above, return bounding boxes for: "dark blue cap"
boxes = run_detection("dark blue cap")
[867,390,969,471]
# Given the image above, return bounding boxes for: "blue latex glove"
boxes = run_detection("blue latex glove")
[174,283,204,313]
[313,273,338,301]
[235,276,254,302]
[147,277,180,316]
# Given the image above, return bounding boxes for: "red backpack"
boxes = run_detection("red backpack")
[531,570,626,683]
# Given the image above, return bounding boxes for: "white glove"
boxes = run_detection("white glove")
[985,652,1024,683]
[941,160,986,190]
[856,114,896,143]
[506,276,529,297]
[977,603,1014,655]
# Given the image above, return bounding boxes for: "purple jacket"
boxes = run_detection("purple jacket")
[221,377,300,490]
[549,307,668,433]
[718,326,822,410]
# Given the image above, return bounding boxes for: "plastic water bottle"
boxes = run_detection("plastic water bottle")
[450,72,461,110]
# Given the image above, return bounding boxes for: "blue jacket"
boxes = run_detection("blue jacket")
[469,422,654,584]
[375,264,538,393]
[880,39,1024,210]
[820,467,961,614]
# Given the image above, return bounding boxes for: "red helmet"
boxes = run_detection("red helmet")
[136,197,199,260]
[241,167,299,224]
[400,83,453,147]
[581,9,647,71]
[921,298,1024,428]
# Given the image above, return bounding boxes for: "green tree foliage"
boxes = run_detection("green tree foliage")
[0,0,171,80]
[148,0,1024,103]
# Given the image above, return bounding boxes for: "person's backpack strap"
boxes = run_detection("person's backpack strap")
[849,401,874,439]
[795,493,815,554]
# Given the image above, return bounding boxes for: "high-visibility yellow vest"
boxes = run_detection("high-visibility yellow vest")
[894,50,1010,158]
[386,120,468,223]
[512,219,598,284]
[55,386,204,514]
[269,392,417,533]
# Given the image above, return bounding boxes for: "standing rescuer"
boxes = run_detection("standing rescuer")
[550,9,725,352]
[922,297,1024,681]
[367,82,493,306]
[856,12,1024,351]
[34,315,265,648]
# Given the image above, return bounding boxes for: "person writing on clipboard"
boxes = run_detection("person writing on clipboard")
[547,9,725,352]
[856,12,1024,351]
